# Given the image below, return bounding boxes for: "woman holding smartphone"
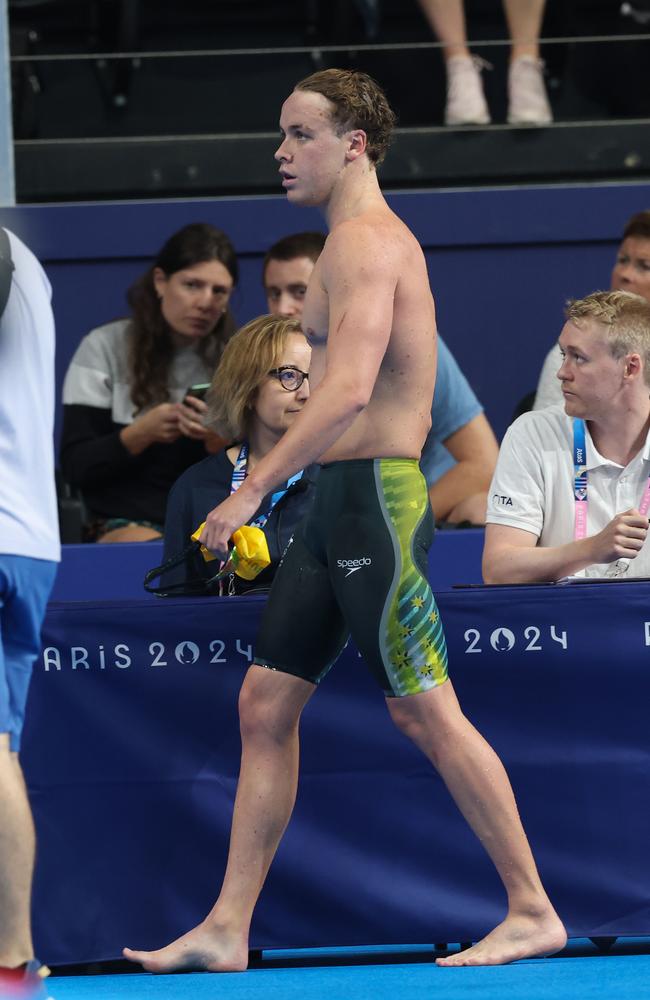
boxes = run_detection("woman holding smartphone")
[60,222,238,542]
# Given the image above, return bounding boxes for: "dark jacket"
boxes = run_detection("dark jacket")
[162,447,318,595]
[61,402,206,525]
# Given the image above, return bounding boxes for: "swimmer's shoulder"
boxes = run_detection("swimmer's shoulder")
[324,212,407,273]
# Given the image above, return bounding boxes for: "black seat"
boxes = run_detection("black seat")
[55,467,88,544]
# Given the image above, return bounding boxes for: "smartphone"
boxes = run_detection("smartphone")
[184,383,210,402]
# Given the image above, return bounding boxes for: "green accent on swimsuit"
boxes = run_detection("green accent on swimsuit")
[376,459,448,696]
[254,457,449,697]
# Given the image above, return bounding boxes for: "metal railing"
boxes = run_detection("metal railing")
[7,31,650,62]
[0,0,15,205]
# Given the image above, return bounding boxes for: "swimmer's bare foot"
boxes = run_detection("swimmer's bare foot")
[123,920,249,974]
[435,909,567,967]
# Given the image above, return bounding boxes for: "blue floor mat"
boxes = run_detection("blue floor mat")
[49,954,650,1000]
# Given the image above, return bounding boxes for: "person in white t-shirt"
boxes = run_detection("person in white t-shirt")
[0,228,59,994]
[484,290,650,583]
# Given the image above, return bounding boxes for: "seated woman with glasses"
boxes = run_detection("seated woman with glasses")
[162,313,317,595]
[60,222,238,543]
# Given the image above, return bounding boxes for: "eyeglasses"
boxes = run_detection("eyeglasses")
[268,366,309,391]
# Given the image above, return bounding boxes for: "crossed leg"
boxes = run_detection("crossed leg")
[123,665,315,973]
[387,679,566,966]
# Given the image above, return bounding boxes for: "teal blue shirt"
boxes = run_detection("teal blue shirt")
[419,336,483,486]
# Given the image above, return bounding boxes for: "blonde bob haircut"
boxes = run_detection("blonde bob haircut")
[207,314,304,441]
[565,289,650,388]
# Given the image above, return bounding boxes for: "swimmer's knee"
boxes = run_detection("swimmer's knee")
[387,698,426,743]
[238,668,303,743]
[386,683,462,753]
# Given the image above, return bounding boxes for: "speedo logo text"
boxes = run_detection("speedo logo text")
[337,557,372,577]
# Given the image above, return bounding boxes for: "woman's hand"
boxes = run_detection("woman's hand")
[178,395,211,441]
[120,403,182,455]
[177,396,228,453]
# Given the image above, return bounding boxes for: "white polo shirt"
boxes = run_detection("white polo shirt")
[486,405,650,578]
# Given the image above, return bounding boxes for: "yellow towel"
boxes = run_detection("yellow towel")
[191,522,271,580]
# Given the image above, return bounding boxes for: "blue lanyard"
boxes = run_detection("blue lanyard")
[573,417,650,540]
[230,442,303,530]
[573,419,589,539]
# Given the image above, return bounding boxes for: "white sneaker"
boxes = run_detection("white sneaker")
[444,55,491,126]
[507,56,553,125]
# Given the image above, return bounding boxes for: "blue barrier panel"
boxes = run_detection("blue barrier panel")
[24,580,650,964]
[52,541,164,602]
[50,529,485,602]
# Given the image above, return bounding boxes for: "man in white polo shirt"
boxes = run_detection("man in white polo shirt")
[483,290,650,582]
[0,228,59,997]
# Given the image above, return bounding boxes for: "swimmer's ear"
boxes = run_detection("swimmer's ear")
[346,129,367,161]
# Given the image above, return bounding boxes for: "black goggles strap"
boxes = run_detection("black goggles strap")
[143,541,227,597]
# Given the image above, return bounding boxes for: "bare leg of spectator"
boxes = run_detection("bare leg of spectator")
[0,736,35,968]
[417,0,469,58]
[502,0,545,59]
[417,0,490,125]
[503,0,552,123]
[97,526,162,543]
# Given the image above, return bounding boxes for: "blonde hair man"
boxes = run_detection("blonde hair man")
[485,290,650,582]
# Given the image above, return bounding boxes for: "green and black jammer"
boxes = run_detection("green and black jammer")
[255,458,449,697]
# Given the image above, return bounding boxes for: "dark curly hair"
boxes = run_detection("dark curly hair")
[295,68,397,166]
[126,223,239,412]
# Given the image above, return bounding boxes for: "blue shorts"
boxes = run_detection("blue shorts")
[0,555,57,751]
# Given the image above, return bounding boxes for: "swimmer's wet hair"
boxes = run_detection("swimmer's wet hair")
[295,68,397,166]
